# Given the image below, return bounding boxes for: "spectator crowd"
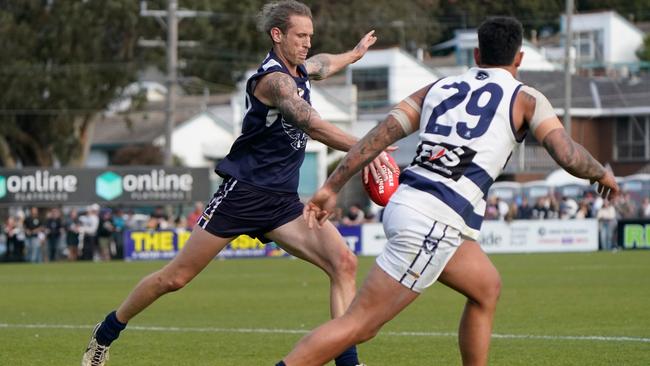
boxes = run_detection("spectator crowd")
[1,202,204,263]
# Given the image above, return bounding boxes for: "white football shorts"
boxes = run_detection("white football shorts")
[376,201,462,293]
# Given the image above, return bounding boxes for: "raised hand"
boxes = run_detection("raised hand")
[352,30,378,62]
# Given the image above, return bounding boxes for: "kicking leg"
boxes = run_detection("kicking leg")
[115,226,233,322]
[82,226,232,366]
[282,264,419,366]
[438,240,501,366]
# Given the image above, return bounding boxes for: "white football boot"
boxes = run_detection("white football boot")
[81,323,110,366]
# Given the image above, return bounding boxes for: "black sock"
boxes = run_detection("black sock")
[95,311,127,346]
[335,345,359,366]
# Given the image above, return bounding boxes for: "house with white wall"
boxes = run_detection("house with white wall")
[431,30,559,72]
[543,11,645,72]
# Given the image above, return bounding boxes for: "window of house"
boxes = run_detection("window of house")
[574,30,604,65]
[351,67,389,110]
[615,116,649,161]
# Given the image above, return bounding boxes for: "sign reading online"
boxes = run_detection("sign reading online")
[0,167,210,205]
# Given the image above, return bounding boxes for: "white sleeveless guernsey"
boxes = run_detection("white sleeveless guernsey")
[391,67,523,239]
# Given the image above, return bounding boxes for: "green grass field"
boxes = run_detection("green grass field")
[1,251,649,365]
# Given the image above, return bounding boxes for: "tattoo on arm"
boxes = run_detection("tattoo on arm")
[266,73,318,132]
[542,129,605,181]
[306,54,331,80]
[329,118,406,190]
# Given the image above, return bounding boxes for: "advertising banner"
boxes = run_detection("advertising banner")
[0,167,211,206]
[617,220,650,249]
[123,230,288,261]
[360,223,386,256]
[336,225,363,254]
[479,219,598,253]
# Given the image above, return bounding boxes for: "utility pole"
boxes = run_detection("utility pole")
[139,1,212,166]
[564,0,574,135]
[164,0,177,166]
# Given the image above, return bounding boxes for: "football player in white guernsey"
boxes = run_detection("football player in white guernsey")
[278,17,619,366]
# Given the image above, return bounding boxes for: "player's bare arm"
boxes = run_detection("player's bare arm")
[305,30,377,80]
[256,71,357,151]
[305,87,427,227]
[519,86,619,198]
[256,72,397,179]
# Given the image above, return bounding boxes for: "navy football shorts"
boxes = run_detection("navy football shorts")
[196,176,304,243]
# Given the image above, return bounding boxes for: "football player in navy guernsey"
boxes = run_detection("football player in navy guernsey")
[276,17,619,366]
[82,1,394,365]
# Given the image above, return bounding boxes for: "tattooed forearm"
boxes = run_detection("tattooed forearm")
[306,54,331,80]
[267,73,316,131]
[542,129,605,181]
[328,117,406,191]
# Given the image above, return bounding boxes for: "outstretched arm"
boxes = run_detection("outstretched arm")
[305,30,377,80]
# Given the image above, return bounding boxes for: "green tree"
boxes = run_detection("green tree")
[638,35,650,62]
[0,0,141,167]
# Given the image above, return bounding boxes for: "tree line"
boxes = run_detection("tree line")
[1,0,649,167]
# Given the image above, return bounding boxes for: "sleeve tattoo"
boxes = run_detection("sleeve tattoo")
[306,55,331,80]
[266,73,319,132]
[329,118,406,189]
[542,129,605,181]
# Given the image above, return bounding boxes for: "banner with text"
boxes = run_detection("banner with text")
[123,230,289,261]
[0,167,211,206]
[478,219,598,253]
[617,219,650,249]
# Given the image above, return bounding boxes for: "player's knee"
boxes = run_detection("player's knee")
[473,272,501,309]
[155,271,190,293]
[333,249,357,279]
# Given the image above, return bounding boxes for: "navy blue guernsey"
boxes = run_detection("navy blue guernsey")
[216,49,311,193]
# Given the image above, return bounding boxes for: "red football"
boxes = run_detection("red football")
[362,154,400,206]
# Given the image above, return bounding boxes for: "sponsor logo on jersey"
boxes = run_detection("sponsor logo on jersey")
[412,141,477,181]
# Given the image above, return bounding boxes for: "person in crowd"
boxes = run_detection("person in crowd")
[24,207,43,263]
[575,201,591,219]
[97,210,115,261]
[505,202,518,222]
[516,197,533,219]
[65,208,81,261]
[341,203,365,225]
[597,199,617,251]
[150,206,170,229]
[484,196,499,220]
[79,204,100,261]
[185,202,204,229]
[45,208,64,262]
[3,215,25,262]
[559,196,578,219]
[614,192,637,219]
[496,197,509,221]
[112,209,126,259]
[640,197,650,218]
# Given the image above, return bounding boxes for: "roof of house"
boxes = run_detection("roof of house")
[519,71,650,114]
[92,94,231,147]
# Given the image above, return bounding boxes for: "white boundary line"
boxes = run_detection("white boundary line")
[1,323,649,343]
